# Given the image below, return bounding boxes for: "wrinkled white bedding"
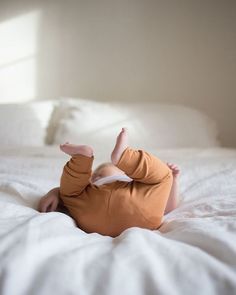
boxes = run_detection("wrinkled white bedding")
[0,146,236,295]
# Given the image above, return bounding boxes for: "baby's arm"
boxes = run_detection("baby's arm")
[60,144,94,198]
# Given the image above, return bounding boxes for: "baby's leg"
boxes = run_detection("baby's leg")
[111,128,172,185]
[111,129,173,227]
[164,163,180,214]
[111,128,128,165]
[60,143,94,198]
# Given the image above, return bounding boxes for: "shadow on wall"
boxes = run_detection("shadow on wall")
[0,10,41,103]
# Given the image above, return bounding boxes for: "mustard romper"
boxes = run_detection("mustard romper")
[60,147,173,237]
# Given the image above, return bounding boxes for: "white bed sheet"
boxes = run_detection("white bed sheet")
[0,146,236,295]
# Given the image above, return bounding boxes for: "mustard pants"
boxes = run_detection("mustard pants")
[60,147,173,237]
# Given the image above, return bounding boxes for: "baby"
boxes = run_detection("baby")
[38,128,180,237]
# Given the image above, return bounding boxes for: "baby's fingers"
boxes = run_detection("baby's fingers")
[49,198,59,212]
[166,163,177,170]
[38,198,46,212]
[39,198,52,213]
[39,201,48,213]
[166,162,174,168]
[172,168,180,175]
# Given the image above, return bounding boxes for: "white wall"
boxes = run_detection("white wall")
[0,0,235,147]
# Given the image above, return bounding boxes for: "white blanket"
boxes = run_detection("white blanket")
[0,146,236,295]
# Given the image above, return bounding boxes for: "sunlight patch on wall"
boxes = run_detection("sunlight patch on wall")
[0,11,40,103]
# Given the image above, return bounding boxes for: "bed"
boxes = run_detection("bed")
[0,99,236,295]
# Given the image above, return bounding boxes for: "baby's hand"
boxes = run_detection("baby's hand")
[38,187,60,213]
[166,163,180,178]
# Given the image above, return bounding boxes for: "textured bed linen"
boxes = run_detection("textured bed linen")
[0,147,236,295]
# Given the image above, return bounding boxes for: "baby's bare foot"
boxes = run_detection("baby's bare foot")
[111,128,128,165]
[60,143,93,157]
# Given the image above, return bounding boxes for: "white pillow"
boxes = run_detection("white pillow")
[0,100,55,146]
[50,98,220,152]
